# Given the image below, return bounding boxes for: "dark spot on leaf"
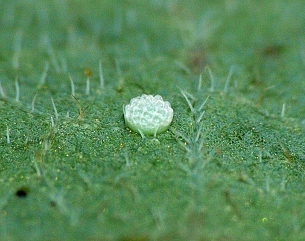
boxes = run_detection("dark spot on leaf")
[187,44,209,74]
[15,187,29,198]
[50,201,57,207]
[261,44,285,58]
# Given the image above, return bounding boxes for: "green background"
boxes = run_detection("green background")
[1,0,305,240]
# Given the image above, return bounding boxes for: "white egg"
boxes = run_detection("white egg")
[124,94,173,138]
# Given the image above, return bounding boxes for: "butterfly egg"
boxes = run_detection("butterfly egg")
[124,94,173,137]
